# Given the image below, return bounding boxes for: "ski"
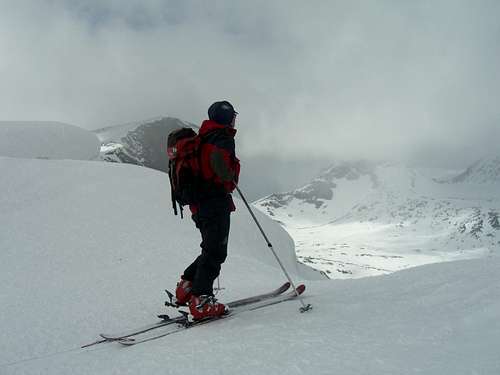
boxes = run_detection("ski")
[99,315,187,341]
[81,282,290,348]
[227,281,290,308]
[81,315,186,348]
[118,284,306,346]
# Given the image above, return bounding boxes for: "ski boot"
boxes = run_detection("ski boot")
[175,277,193,306]
[189,295,227,321]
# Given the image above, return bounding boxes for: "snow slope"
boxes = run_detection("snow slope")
[1,155,499,374]
[255,161,500,279]
[0,121,100,160]
[444,156,500,184]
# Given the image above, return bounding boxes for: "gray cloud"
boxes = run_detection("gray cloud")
[1,0,499,168]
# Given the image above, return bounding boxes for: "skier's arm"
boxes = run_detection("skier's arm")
[210,150,234,182]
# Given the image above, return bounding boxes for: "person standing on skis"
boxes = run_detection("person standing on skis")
[175,100,240,320]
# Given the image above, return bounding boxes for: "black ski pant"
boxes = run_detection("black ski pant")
[183,201,231,296]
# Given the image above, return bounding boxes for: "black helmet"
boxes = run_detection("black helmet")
[208,100,237,126]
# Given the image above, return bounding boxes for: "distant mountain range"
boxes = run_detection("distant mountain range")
[254,159,500,279]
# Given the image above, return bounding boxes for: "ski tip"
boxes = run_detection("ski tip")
[296,284,306,295]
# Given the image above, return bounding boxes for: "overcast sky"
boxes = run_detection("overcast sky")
[1,0,499,169]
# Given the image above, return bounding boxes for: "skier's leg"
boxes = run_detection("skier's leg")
[181,213,203,281]
[182,257,199,281]
[191,211,230,296]
[175,214,202,304]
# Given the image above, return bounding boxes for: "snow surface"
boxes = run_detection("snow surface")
[1,128,499,374]
[0,121,100,160]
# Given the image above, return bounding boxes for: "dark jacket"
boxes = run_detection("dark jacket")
[189,120,240,214]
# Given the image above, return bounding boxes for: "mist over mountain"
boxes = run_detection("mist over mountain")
[94,117,330,200]
[255,160,500,279]
[442,157,500,184]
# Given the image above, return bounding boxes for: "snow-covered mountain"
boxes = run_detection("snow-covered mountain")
[1,125,499,374]
[0,121,100,160]
[95,117,196,173]
[255,160,500,279]
[442,157,500,184]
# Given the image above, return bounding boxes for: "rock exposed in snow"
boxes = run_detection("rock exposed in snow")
[95,117,196,173]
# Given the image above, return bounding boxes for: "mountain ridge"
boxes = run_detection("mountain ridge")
[96,117,196,173]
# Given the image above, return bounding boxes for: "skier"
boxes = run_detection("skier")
[175,100,240,320]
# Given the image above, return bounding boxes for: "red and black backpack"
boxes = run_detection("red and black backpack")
[166,127,202,218]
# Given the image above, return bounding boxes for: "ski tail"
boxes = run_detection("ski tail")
[98,315,186,341]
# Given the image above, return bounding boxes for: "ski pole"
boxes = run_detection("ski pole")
[235,185,312,313]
